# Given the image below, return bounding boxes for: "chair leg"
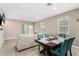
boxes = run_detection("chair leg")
[43,51,46,55]
[70,49,72,56]
[40,48,46,56]
[65,52,67,56]
[47,50,51,56]
[38,45,40,52]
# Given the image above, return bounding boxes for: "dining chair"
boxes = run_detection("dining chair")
[59,33,66,38]
[66,37,75,56]
[37,34,44,52]
[49,38,70,56]
[37,34,49,52]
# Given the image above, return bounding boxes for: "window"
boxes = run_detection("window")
[58,16,69,34]
[39,22,45,34]
[22,25,33,35]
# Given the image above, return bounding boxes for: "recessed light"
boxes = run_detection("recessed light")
[53,6,57,9]
[19,11,23,14]
[36,16,40,19]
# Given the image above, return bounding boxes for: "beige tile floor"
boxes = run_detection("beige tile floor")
[0,39,79,56]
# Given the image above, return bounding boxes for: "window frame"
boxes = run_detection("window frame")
[58,16,69,35]
[22,24,33,35]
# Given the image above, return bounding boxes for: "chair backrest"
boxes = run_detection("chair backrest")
[59,33,66,38]
[37,34,49,40]
[44,34,49,38]
[67,37,75,51]
[60,38,70,55]
[37,35,43,40]
[60,37,75,55]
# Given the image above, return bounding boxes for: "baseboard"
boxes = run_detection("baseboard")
[72,45,79,49]
[16,45,38,52]
[4,37,17,40]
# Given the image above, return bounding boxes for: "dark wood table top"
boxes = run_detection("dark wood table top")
[35,40,57,48]
[35,37,64,48]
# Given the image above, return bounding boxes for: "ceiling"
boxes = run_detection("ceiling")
[0,3,79,22]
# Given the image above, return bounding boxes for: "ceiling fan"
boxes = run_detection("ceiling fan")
[47,3,53,6]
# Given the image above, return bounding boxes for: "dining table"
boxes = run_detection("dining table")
[35,36,66,55]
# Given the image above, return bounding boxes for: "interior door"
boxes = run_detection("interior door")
[0,29,4,48]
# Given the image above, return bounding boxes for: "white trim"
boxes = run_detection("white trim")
[58,16,69,34]
[5,37,17,40]
[72,45,79,49]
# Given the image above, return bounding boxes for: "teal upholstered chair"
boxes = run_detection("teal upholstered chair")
[37,35,43,40]
[59,33,66,38]
[66,37,75,56]
[49,37,75,56]
[37,34,44,52]
[37,34,49,52]
[44,34,49,38]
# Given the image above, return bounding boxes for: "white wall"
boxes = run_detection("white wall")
[34,8,79,47]
[4,19,33,40]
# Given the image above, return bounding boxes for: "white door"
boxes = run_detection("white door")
[0,30,4,48]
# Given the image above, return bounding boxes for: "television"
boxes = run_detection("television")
[0,12,5,26]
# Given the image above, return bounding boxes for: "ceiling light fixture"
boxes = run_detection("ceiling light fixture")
[47,3,52,6]
[46,3,57,9]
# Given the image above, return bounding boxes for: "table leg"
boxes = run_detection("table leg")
[70,49,72,56]
[40,47,48,55]
[38,45,40,52]
[46,49,52,56]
